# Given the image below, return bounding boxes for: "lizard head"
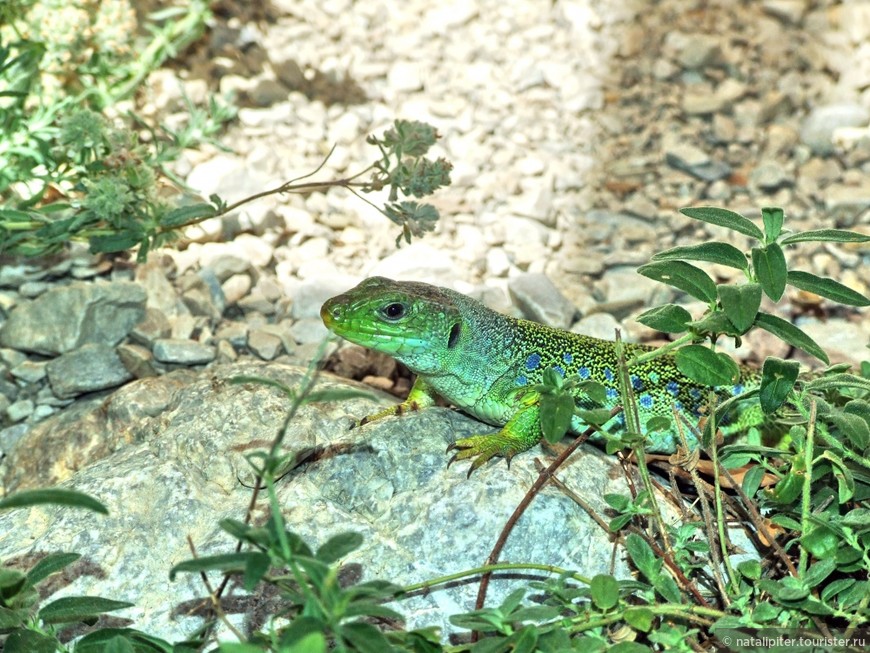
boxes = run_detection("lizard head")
[321,276,465,374]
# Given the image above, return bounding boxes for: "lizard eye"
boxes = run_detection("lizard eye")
[381,302,407,320]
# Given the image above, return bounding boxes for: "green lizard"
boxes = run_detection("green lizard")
[320,276,758,474]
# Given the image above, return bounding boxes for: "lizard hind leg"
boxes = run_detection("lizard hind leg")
[447,402,543,477]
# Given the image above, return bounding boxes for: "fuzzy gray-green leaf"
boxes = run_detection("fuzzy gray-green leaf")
[787,270,870,307]
[637,261,717,303]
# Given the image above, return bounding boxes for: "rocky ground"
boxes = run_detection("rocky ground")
[1,0,870,470]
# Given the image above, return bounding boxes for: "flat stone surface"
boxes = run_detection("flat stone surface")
[46,343,134,399]
[152,339,216,365]
[0,281,146,355]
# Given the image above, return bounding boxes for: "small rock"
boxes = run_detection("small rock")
[207,255,251,282]
[237,292,276,315]
[486,249,512,277]
[222,274,253,306]
[750,161,793,192]
[6,399,34,423]
[571,313,624,341]
[668,32,721,69]
[17,281,50,298]
[215,322,249,348]
[216,340,238,363]
[130,308,172,346]
[508,274,577,329]
[247,328,285,360]
[249,78,288,106]
[288,317,329,344]
[10,360,47,384]
[762,0,806,25]
[663,140,732,182]
[388,62,423,92]
[46,344,134,399]
[800,104,870,155]
[152,339,216,365]
[117,343,158,379]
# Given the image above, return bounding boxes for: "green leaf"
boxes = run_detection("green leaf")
[826,411,870,450]
[755,313,829,364]
[159,203,216,228]
[0,606,23,630]
[341,621,394,653]
[316,532,363,564]
[0,489,107,514]
[623,607,654,633]
[786,270,870,307]
[759,357,799,414]
[637,260,717,303]
[506,626,538,653]
[737,559,761,580]
[803,558,837,588]
[843,508,870,529]
[2,628,58,653]
[540,392,575,443]
[646,416,672,432]
[242,552,271,591]
[24,553,80,588]
[741,465,766,499]
[780,228,870,245]
[675,345,740,386]
[624,533,658,581]
[679,206,765,240]
[718,283,761,332]
[690,310,741,337]
[801,525,838,559]
[761,206,784,242]
[652,241,749,270]
[634,304,692,333]
[590,574,620,610]
[169,552,257,581]
[751,243,787,301]
[604,493,630,512]
[39,596,133,625]
[275,632,326,653]
[75,628,174,653]
[89,231,145,254]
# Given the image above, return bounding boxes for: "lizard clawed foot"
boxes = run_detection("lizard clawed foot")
[447,434,518,478]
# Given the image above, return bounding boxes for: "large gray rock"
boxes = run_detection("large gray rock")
[0,281,146,355]
[0,362,668,643]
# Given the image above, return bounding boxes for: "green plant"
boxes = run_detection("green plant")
[0,117,453,261]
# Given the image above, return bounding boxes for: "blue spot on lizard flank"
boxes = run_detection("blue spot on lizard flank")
[639,394,654,409]
[614,412,626,426]
[604,367,614,381]
[552,365,565,377]
[515,375,528,386]
[689,387,702,400]
[732,383,744,395]
[666,381,680,396]
[526,353,542,370]
[648,371,660,384]
[578,366,590,379]
[674,399,684,412]
[606,387,618,400]
[631,375,643,391]
[563,352,573,364]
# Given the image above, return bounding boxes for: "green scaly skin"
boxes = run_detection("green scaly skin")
[321,277,759,474]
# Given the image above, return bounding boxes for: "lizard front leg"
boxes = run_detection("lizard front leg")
[447,392,543,476]
[352,375,439,429]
